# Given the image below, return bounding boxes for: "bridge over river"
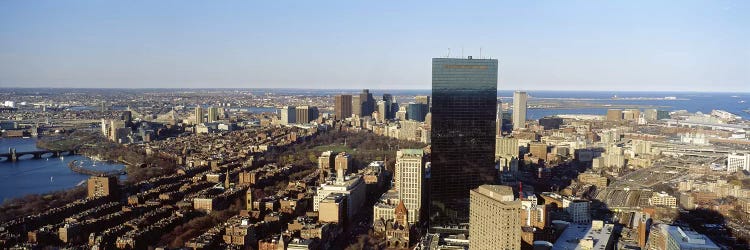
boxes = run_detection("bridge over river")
[0,148,77,162]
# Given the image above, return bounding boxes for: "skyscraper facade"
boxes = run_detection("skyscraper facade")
[415,95,431,107]
[395,149,426,224]
[334,94,353,120]
[207,107,219,123]
[280,106,296,125]
[469,185,521,250]
[295,106,319,124]
[512,91,527,129]
[382,94,394,119]
[194,106,204,124]
[431,57,498,224]
[407,103,429,122]
[352,95,362,117]
[358,89,375,117]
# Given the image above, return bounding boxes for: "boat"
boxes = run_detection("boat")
[50,176,54,183]
[740,100,746,104]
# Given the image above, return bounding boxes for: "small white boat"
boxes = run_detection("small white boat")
[50,176,54,183]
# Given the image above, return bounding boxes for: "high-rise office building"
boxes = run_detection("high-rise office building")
[395,149,426,224]
[194,106,204,124]
[496,102,503,136]
[295,106,319,124]
[352,95,362,117]
[280,106,296,125]
[335,94,353,119]
[335,152,351,174]
[382,94,394,119]
[415,95,431,108]
[207,107,219,123]
[469,185,521,250]
[355,89,375,117]
[512,91,527,129]
[376,100,387,122]
[121,110,132,124]
[431,57,498,224]
[407,103,429,122]
[395,106,408,121]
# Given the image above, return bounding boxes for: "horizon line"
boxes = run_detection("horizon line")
[0,86,748,94]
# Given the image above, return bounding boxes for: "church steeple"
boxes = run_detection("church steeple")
[395,200,408,226]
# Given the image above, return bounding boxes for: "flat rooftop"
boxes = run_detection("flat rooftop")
[552,222,614,250]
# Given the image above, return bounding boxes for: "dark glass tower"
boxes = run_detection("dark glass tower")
[430,57,498,225]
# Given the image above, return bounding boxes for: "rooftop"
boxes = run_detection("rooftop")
[665,225,720,249]
[552,221,614,250]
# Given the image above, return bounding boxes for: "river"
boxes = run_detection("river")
[0,137,125,202]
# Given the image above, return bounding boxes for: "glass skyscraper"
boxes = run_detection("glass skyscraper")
[430,57,498,225]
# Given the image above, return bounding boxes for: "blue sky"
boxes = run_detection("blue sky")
[0,1,747,91]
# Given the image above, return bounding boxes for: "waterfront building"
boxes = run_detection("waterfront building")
[469,185,521,250]
[334,94,352,120]
[431,57,498,224]
[87,176,118,198]
[513,91,528,129]
[280,106,296,125]
[606,109,623,121]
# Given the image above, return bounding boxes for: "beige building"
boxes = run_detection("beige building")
[606,109,623,121]
[335,152,351,173]
[495,137,519,158]
[194,106,204,124]
[469,185,521,250]
[649,192,677,207]
[194,198,217,212]
[319,194,346,225]
[87,176,118,198]
[395,149,426,224]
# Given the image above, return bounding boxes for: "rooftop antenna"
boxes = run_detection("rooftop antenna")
[461,47,464,58]
[480,47,482,59]
[447,48,451,58]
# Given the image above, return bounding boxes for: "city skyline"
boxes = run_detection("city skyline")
[1,1,748,92]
